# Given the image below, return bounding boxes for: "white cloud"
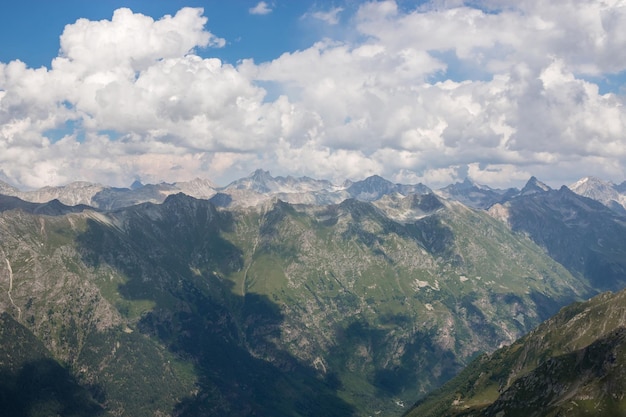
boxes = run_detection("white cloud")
[249,2,272,16]
[309,7,345,25]
[1,2,626,190]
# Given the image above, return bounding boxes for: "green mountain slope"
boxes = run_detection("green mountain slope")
[0,193,589,416]
[404,288,626,417]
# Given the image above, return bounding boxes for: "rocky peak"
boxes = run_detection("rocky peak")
[520,176,551,196]
[130,179,144,190]
[346,175,429,201]
[567,176,626,214]
[347,175,394,196]
[225,169,279,193]
[0,180,19,196]
[172,178,217,199]
[437,177,517,209]
[569,176,615,195]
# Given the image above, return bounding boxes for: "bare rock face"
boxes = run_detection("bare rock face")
[487,202,510,224]
[569,176,626,214]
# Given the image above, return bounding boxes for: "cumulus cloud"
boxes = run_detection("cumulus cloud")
[249,2,272,16]
[1,1,626,189]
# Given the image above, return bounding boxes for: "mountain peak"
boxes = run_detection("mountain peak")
[570,176,612,188]
[225,169,276,193]
[0,179,19,195]
[250,169,272,179]
[568,176,625,213]
[520,176,551,195]
[347,175,401,201]
[459,177,478,189]
[569,176,615,193]
[363,174,389,183]
[130,180,144,190]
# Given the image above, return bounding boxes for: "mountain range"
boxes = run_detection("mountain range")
[1,171,626,416]
[4,170,626,213]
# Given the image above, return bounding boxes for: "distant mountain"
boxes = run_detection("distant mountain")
[346,175,431,201]
[519,176,551,196]
[615,180,626,194]
[0,180,19,195]
[569,176,626,215]
[0,194,92,215]
[0,177,219,211]
[219,171,431,207]
[7,172,626,214]
[373,192,445,222]
[437,178,518,209]
[19,181,107,207]
[223,169,334,194]
[173,177,218,199]
[221,169,347,206]
[90,182,182,210]
[489,183,626,291]
[404,287,626,417]
[0,171,433,210]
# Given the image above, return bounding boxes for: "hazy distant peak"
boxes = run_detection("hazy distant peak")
[568,176,626,214]
[0,180,19,196]
[346,175,429,202]
[459,177,480,189]
[251,168,272,179]
[130,180,144,190]
[520,176,551,195]
[569,176,615,193]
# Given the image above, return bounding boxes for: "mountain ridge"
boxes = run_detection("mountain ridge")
[404,287,626,417]
[3,171,626,213]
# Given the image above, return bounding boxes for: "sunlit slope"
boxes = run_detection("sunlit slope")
[405,288,626,417]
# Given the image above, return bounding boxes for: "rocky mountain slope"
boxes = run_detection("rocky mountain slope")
[437,178,518,210]
[0,189,591,417]
[5,170,626,214]
[404,287,626,417]
[568,176,626,215]
[0,170,438,211]
[488,181,626,292]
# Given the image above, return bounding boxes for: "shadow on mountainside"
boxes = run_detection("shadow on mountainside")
[505,188,626,292]
[0,313,103,417]
[328,319,459,399]
[0,359,104,417]
[76,195,355,417]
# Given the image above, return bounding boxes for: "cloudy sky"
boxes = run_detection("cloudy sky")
[1,0,626,189]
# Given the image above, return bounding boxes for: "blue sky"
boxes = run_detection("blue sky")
[1,0,626,189]
[0,1,379,68]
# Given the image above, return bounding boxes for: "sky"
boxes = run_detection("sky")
[1,0,626,190]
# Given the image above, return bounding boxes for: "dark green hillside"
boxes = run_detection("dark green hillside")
[404,289,626,417]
